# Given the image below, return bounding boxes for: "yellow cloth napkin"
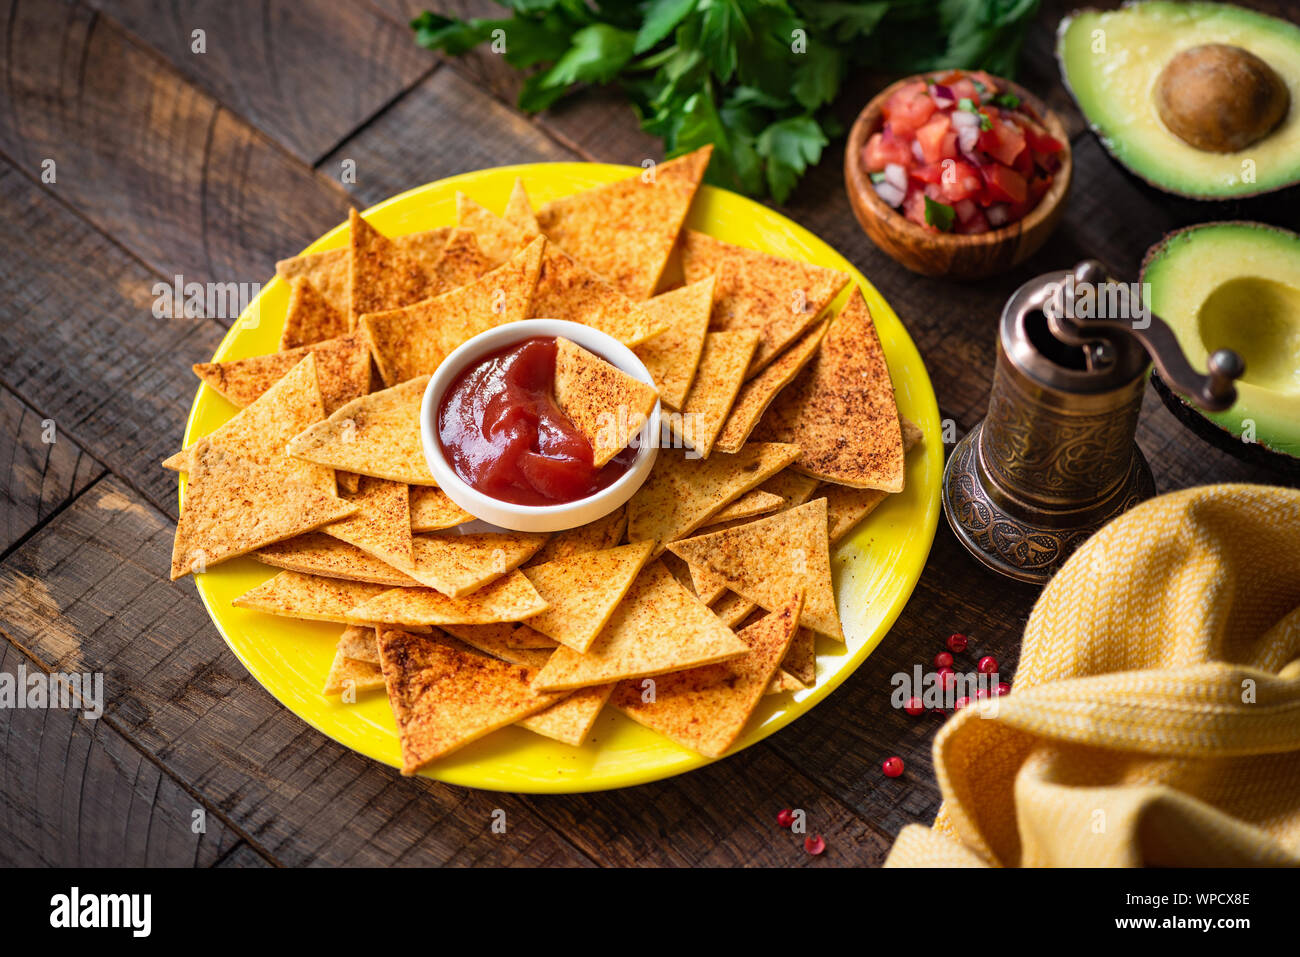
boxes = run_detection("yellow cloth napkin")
[886,484,1300,867]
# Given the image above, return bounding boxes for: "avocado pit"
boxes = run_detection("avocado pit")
[1155,43,1290,153]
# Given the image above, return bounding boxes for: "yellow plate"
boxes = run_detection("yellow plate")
[181,163,942,793]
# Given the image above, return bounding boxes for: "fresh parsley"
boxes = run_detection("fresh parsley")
[412,1,1042,202]
[924,196,956,231]
[991,92,1022,109]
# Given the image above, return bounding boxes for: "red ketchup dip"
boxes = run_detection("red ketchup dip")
[437,336,636,506]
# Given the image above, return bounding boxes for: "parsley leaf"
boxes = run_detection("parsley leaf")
[924,196,956,231]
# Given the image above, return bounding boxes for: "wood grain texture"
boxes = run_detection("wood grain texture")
[320,65,575,208]
[0,0,353,286]
[91,0,435,163]
[0,387,102,554]
[0,639,251,866]
[0,160,224,520]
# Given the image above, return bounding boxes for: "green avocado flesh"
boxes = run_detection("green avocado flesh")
[1143,222,1300,457]
[1059,2,1300,198]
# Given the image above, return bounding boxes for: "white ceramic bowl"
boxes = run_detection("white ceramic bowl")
[420,319,660,533]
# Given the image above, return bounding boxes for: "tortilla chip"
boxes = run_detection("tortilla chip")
[348,209,433,329]
[704,489,784,526]
[409,485,472,532]
[400,531,547,597]
[430,228,496,291]
[232,570,386,622]
[506,628,558,650]
[171,440,356,579]
[362,236,543,387]
[503,179,541,235]
[611,590,803,757]
[531,561,750,691]
[280,277,348,350]
[193,332,371,415]
[255,532,419,586]
[632,276,715,410]
[822,416,922,543]
[457,192,535,265]
[286,375,436,485]
[752,288,903,491]
[711,590,756,628]
[690,563,729,605]
[525,506,626,566]
[714,319,828,454]
[276,228,451,316]
[164,353,334,493]
[666,330,758,458]
[322,475,412,567]
[337,623,381,663]
[344,571,547,626]
[377,629,561,774]
[667,498,841,640]
[322,647,387,696]
[626,442,800,553]
[531,248,666,347]
[756,469,822,509]
[680,230,850,374]
[553,337,659,468]
[778,626,816,687]
[536,146,712,299]
[520,540,654,652]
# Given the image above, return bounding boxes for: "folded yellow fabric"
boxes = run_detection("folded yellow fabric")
[887,484,1300,867]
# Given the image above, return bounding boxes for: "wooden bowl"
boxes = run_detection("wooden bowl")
[844,73,1072,280]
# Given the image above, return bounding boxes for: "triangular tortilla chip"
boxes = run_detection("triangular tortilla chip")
[457,192,535,265]
[362,236,543,387]
[531,248,666,347]
[276,228,451,316]
[323,647,387,696]
[345,571,547,626]
[704,489,784,526]
[164,353,334,493]
[631,276,715,410]
[286,376,436,485]
[348,209,432,329]
[525,506,626,566]
[520,540,654,652]
[337,624,381,663]
[409,486,472,532]
[626,442,800,553]
[377,629,561,774]
[611,590,802,757]
[503,179,541,236]
[690,562,728,605]
[711,590,757,628]
[752,289,903,491]
[681,230,850,374]
[507,628,558,650]
[439,623,611,746]
[400,531,547,597]
[822,415,922,542]
[193,332,371,416]
[667,498,842,639]
[756,469,822,510]
[322,475,412,567]
[280,277,348,350]
[553,337,659,468]
[430,228,496,291]
[714,319,828,454]
[171,441,356,579]
[667,330,759,458]
[255,532,419,586]
[531,561,750,692]
[536,146,712,299]
[777,626,816,688]
[231,570,386,622]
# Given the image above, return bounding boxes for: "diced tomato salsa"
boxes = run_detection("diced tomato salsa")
[861,70,1064,234]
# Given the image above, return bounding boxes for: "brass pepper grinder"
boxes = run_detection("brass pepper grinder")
[942,260,1244,584]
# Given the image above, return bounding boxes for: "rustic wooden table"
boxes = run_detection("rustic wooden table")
[0,0,1291,867]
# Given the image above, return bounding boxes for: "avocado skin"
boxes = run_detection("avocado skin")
[1142,221,1300,480]
[1057,2,1300,224]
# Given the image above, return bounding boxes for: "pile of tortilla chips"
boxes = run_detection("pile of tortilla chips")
[169,146,923,775]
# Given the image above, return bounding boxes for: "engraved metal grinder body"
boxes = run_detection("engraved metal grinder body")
[942,260,1243,584]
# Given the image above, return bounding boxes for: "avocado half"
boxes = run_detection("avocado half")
[1142,221,1300,477]
[1059,2,1300,201]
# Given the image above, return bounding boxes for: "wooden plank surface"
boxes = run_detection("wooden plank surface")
[1,0,1295,867]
